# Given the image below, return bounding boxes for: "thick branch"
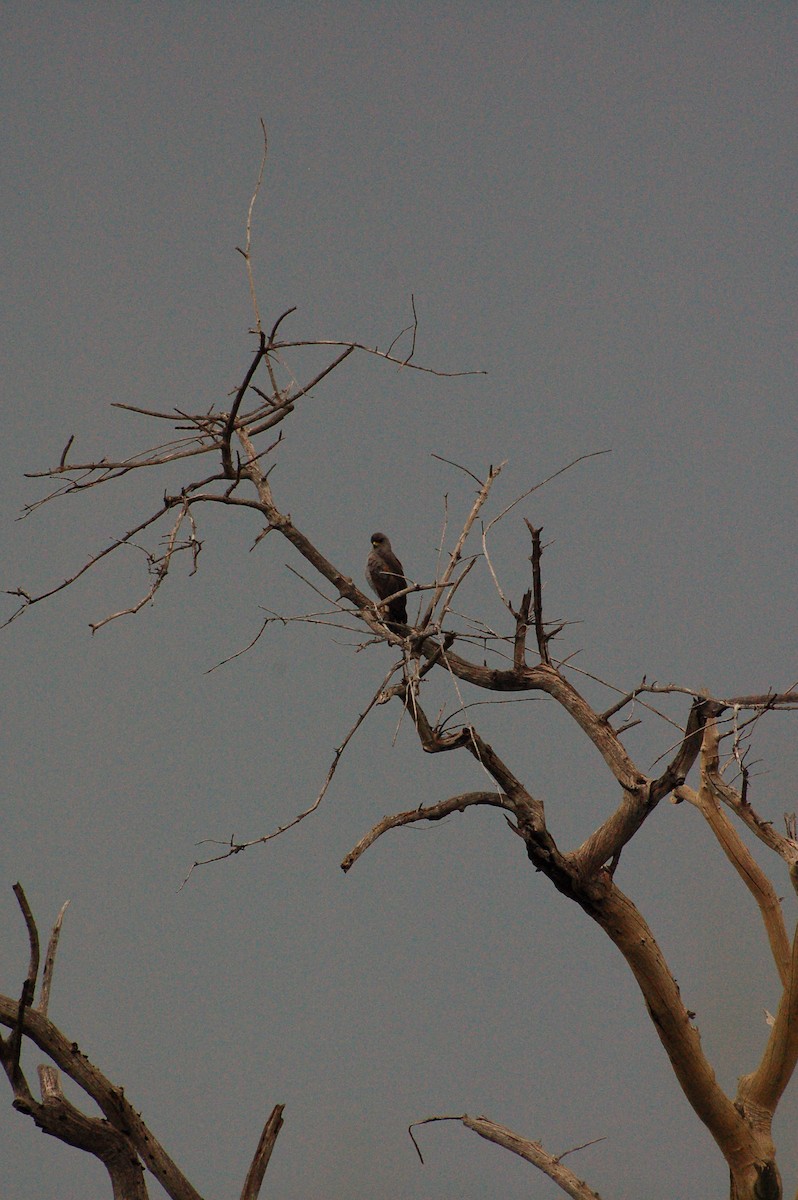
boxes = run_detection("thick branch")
[573,698,716,875]
[533,666,646,793]
[676,717,792,988]
[22,1066,148,1200]
[739,920,798,1116]
[588,882,761,1176]
[0,998,202,1200]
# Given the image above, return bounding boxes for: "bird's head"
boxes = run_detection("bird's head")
[371,532,389,549]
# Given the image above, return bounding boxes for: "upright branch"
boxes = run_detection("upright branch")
[240,1104,285,1200]
[512,587,532,670]
[5,884,39,1091]
[236,117,269,334]
[221,328,268,477]
[524,519,551,663]
[672,720,798,1135]
[417,462,504,633]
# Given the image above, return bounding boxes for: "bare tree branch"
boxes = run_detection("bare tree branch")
[6,141,797,1196]
[409,1113,605,1200]
[240,1103,285,1200]
[182,670,398,885]
[524,519,551,663]
[236,117,269,334]
[417,463,504,633]
[222,329,268,477]
[269,335,486,377]
[675,716,792,984]
[38,901,70,1017]
[572,698,718,876]
[588,882,763,1178]
[739,921,798,1117]
[341,791,515,873]
[3,503,173,628]
[463,1114,606,1200]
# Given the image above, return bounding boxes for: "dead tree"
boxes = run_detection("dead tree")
[4,145,798,1199]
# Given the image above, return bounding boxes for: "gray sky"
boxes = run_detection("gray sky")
[3,4,796,1197]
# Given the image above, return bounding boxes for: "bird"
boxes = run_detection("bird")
[366,532,408,626]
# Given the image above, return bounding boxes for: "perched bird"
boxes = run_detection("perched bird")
[366,532,408,626]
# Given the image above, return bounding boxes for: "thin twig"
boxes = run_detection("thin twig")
[430,453,483,485]
[418,463,504,631]
[180,672,397,887]
[481,449,612,540]
[237,119,269,334]
[271,337,485,377]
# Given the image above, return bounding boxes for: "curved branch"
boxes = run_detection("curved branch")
[341,791,514,873]
[25,1066,148,1200]
[739,921,798,1116]
[589,882,761,1177]
[531,665,646,793]
[410,1112,605,1199]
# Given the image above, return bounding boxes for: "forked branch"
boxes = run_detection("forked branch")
[674,720,792,986]
[0,893,284,1200]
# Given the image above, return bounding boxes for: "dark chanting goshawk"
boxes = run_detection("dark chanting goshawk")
[366,532,408,626]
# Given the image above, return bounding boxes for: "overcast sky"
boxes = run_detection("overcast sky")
[3,5,797,1198]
